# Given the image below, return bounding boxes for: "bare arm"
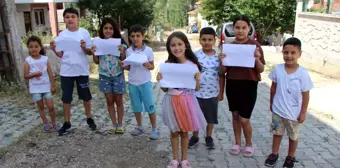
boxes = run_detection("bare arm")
[219,62,226,95]
[270,82,277,112]
[300,91,310,115]
[47,61,56,94]
[255,59,265,73]
[23,62,40,79]
[195,80,200,91]
[93,55,99,64]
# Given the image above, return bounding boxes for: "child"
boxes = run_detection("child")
[189,27,224,149]
[265,37,313,168]
[219,15,265,157]
[24,35,59,132]
[49,8,97,136]
[124,24,158,139]
[157,31,207,168]
[92,17,128,134]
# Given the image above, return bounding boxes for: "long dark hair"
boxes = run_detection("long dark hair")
[99,17,128,46]
[26,35,46,55]
[233,14,251,27]
[166,31,202,71]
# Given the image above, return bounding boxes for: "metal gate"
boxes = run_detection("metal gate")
[0,0,14,81]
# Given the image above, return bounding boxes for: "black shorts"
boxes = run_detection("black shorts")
[60,76,92,104]
[197,97,218,124]
[225,79,258,119]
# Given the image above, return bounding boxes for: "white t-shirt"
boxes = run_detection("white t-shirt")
[58,28,92,77]
[269,64,314,121]
[195,49,220,98]
[26,56,50,93]
[125,45,154,86]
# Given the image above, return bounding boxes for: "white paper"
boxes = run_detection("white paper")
[122,53,148,66]
[55,36,82,53]
[222,44,256,68]
[159,63,199,89]
[92,37,121,56]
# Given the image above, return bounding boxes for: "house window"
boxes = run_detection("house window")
[34,9,45,25]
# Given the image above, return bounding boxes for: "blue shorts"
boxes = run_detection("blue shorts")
[31,92,52,102]
[99,74,126,94]
[128,81,156,114]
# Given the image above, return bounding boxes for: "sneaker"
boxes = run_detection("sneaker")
[265,153,279,167]
[115,126,125,134]
[52,123,60,131]
[58,122,71,136]
[188,136,199,148]
[130,127,144,136]
[43,123,52,132]
[149,130,158,140]
[181,160,192,168]
[167,160,179,168]
[283,156,295,168]
[87,118,97,130]
[205,136,215,149]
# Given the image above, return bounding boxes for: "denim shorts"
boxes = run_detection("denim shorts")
[31,92,52,102]
[99,74,126,94]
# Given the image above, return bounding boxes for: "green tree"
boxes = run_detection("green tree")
[78,0,155,29]
[200,0,297,43]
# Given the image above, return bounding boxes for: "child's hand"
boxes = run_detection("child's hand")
[91,45,97,55]
[34,72,43,77]
[217,93,223,101]
[50,41,56,51]
[156,72,163,82]
[194,72,200,82]
[254,48,261,59]
[118,45,124,54]
[51,87,56,95]
[297,113,306,123]
[118,60,124,67]
[143,62,152,69]
[218,53,226,61]
[80,40,87,50]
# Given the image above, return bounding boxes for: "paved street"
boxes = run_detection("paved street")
[1,34,340,168]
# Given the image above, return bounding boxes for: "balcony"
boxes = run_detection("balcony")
[15,0,78,4]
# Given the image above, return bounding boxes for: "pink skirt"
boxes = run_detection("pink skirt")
[162,89,207,132]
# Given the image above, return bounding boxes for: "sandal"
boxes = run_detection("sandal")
[167,160,180,168]
[243,146,255,158]
[229,145,242,155]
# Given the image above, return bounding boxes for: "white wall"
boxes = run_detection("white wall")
[16,4,30,37]
[30,6,50,32]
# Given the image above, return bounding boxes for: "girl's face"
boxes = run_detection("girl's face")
[103,23,114,38]
[170,37,186,58]
[233,20,250,41]
[28,41,42,56]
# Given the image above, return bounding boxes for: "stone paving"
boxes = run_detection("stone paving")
[1,35,340,167]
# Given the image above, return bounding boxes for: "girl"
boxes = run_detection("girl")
[157,31,207,168]
[219,15,265,157]
[92,17,128,134]
[24,35,59,132]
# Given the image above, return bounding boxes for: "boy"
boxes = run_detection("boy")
[50,8,97,136]
[124,24,158,140]
[189,27,224,149]
[265,37,313,168]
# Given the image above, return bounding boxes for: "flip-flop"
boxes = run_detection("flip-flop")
[229,145,242,155]
[243,146,255,158]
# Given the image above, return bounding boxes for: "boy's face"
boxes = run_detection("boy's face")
[282,45,301,65]
[64,13,79,30]
[199,34,215,50]
[129,32,144,47]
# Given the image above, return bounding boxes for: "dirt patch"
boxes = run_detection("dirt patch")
[0,128,169,168]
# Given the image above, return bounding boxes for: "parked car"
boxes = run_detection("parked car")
[216,22,258,44]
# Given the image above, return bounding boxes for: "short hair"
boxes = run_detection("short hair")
[63,8,79,17]
[129,24,145,35]
[233,15,251,27]
[283,37,302,51]
[199,27,216,37]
